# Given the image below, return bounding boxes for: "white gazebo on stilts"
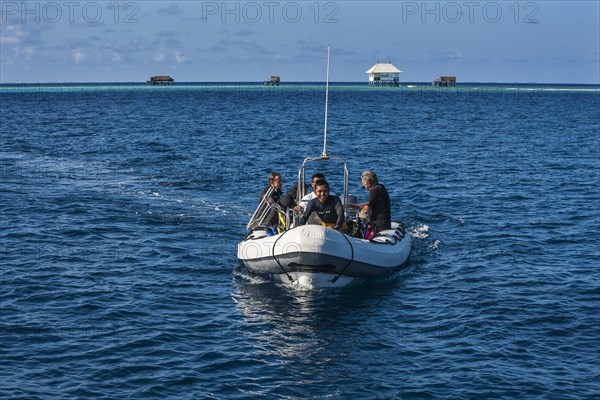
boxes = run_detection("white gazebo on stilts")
[366,62,402,87]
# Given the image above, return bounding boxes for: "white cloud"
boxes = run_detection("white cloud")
[174,52,187,63]
[72,49,85,63]
[157,4,184,15]
[1,36,21,45]
[0,25,28,45]
[111,52,122,62]
[154,52,165,62]
[427,51,464,63]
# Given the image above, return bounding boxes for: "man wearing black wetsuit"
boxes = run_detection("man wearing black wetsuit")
[366,182,391,231]
[349,170,391,232]
[298,180,345,230]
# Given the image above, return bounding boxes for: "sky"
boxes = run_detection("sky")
[1,0,599,83]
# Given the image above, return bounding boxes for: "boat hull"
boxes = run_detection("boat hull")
[237,223,411,288]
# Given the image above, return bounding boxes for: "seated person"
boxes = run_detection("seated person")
[349,170,391,233]
[259,172,283,227]
[298,180,344,230]
[260,172,283,203]
[278,182,306,210]
[294,173,335,213]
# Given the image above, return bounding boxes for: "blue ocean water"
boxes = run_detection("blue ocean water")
[1,83,599,399]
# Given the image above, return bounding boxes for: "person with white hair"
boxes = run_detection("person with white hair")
[349,170,391,233]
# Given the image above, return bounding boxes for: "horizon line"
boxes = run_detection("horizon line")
[1,80,599,86]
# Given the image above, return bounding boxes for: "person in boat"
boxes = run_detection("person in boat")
[278,182,305,210]
[349,170,391,233]
[260,172,283,227]
[294,173,335,213]
[260,172,283,203]
[298,180,345,230]
[272,182,306,231]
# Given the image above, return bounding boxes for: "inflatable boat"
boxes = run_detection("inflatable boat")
[238,220,411,288]
[237,155,411,288]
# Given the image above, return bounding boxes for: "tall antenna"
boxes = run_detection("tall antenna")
[321,45,330,159]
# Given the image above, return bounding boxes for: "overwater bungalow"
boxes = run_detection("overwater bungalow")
[433,76,456,87]
[147,76,174,85]
[366,63,402,87]
[264,76,280,86]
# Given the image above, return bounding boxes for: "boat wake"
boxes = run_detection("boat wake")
[410,223,430,239]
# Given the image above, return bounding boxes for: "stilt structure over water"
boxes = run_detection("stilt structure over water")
[147,76,174,85]
[264,76,280,86]
[366,62,402,87]
[433,76,456,87]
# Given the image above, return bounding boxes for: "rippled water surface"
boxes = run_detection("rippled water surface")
[1,83,599,399]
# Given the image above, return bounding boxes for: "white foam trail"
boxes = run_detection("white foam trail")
[411,224,429,239]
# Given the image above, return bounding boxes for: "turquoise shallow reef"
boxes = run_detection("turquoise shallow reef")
[1,83,599,399]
